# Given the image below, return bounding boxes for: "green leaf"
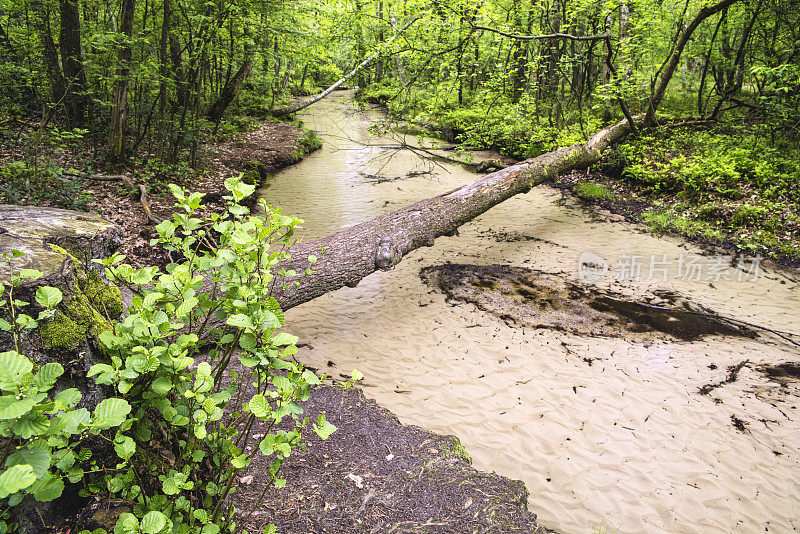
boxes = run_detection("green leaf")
[0,395,37,420]
[196,362,212,377]
[35,286,63,308]
[239,332,257,351]
[248,394,269,418]
[87,363,114,377]
[66,466,83,483]
[140,511,168,534]
[271,333,298,346]
[114,512,139,534]
[351,369,364,382]
[313,415,337,440]
[155,220,176,239]
[176,296,198,318]
[0,465,36,498]
[226,313,254,330]
[162,477,180,495]
[150,377,173,395]
[142,291,163,309]
[301,370,321,385]
[54,388,82,408]
[12,414,50,438]
[54,449,75,471]
[30,472,64,501]
[0,351,33,389]
[114,435,136,460]
[192,509,209,523]
[92,398,132,430]
[272,376,291,395]
[18,268,43,280]
[33,362,64,391]
[58,408,91,434]
[194,362,213,393]
[6,448,50,476]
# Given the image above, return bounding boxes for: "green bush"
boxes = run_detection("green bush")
[0,161,92,211]
[0,176,355,533]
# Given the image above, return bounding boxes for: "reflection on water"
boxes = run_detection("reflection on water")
[260,92,800,534]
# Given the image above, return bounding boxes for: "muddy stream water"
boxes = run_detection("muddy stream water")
[260,92,800,533]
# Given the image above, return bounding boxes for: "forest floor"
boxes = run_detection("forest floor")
[553,166,800,269]
[82,120,316,268]
[234,384,551,534]
[545,125,799,267]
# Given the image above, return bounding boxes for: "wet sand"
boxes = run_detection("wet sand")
[260,93,800,533]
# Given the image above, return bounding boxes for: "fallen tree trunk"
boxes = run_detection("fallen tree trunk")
[272,116,638,310]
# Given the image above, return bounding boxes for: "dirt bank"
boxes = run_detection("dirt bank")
[80,120,319,268]
[235,384,552,534]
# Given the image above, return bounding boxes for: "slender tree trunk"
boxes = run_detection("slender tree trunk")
[207,55,255,123]
[644,0,741,124]
[32,2,66,105]
[59,0,88,124]
[697,11,725,116]
[271,17,419,117]
[156,0,171,159]
[108,0,136,160]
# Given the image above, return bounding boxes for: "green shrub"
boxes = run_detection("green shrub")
[0,176,356,533]
[0,161,92,211]
[0,254,131,531]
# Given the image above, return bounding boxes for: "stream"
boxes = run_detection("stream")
[260,92,800,533]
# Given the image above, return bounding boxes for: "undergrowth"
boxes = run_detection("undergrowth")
[603,125,800,261]
[0,176,356,533]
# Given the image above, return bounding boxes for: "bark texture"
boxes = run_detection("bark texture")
[108,0,136,158]
[272,116,636,310]
[59,0,88,124]
[207,56,255,123]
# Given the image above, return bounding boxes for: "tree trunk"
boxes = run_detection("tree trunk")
[156,0,171,159]
[32,2,66,105]
[267,115,637,310]
[207,55,255,123]
[108,0,136,160]
[644,0,741,124]
[59,0,88,125]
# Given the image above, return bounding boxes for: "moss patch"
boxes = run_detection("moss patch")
[80,270,124,320]
[439,435,472,463]
[40,314,88,350]
[575,182,614,201]
[39,268,122,350]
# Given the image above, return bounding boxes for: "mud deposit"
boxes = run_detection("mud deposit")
[422,263,755,341]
